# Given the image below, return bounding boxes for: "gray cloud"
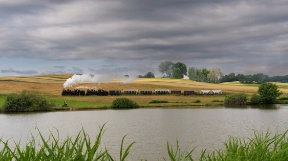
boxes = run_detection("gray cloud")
[70,67,83,74]
[1,68,38,75]
[53,66,66,69]
[1,0,288,75]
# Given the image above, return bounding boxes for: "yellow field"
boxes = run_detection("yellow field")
[0,74,287,108]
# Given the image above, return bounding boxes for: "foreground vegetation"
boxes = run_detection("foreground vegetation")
[198,131,288,161]
[1,125,288,161]
[0,126,134,161]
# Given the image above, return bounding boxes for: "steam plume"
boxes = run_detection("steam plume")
[63,74,137,88]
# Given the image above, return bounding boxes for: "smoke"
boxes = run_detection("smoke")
[63,74,138,88]
[63,74,98,88]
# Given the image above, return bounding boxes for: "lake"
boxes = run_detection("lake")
[1,105,288,160]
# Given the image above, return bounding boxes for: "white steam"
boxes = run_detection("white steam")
[63,74,137,88]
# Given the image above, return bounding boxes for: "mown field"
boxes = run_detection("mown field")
[0,74,288,109]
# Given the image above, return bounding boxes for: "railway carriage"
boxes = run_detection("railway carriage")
[155,89,170,95]
[183,90,194,96]
[200,90,212,95]
[211,90,223,95]
[123,89,138,95]
[139,90,153,95]
[109,90,122,96]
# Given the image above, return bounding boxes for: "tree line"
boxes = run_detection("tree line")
[158,61,223,83]
[157,61,288,84]
[220,73,288,84]
[137,61,288,83]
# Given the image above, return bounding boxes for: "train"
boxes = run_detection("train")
[61,89,223,96]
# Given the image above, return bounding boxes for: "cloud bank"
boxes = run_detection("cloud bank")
[1,0,288,75]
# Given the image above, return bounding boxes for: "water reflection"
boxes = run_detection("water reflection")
[226,104,280,109]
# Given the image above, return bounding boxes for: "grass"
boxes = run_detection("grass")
[48,97,109,109]
[198,131,288,161]
[192,99,201,103]
[0,125,134,161]
[149,100,169,103]
[1,125,288,161]
[0,95,6,110]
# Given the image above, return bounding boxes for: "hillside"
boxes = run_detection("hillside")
[0,74,287,109]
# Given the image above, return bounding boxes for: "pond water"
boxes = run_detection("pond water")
[1,105,288,160]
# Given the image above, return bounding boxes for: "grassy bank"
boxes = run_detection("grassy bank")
[0,95,225,112]
[1,125,288,161]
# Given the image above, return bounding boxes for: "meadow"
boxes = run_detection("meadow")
[0,74,288,110]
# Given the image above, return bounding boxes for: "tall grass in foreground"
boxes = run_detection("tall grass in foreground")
[165,131,288,161]
[199,131,288,161]
[1,127,288,161]
[0,125,134,161]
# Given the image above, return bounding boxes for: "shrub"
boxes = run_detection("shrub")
[258,83,281,104]
[149,100,168,104]
[250,94,261,105]
[211,99,223,102]
[278,96,288,100]
[224,93,247,106]
[111,98,139,109]
[3,91,54,112]
[193,99,201,103]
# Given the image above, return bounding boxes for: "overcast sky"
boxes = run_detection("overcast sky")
[0,0,288,76]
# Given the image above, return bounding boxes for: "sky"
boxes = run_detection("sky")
[0,0,288,76]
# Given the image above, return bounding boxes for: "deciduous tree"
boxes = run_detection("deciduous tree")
[174,62,187,77]
[158,61,174,77]
[258,83,281,104]
[172,68,183,79]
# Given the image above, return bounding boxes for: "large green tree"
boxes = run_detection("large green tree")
[158,61,174,77]
[174,62,187,77]
[207,67,223,83]
[200,68,209,82]
[258,83,281,104]
[188,67,199,81]
[144,72,155,78]
[172,68,183,79]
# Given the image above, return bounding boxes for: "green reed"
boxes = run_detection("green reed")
[1,126,288,161]
[0,125,134,161]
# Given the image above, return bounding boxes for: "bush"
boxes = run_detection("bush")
[149,100,168,104]
[278,96,288,100]
[250,94,261,105]
[211,99,223,102]
[111,98,139,109]
[258,83,281,104]
[224,93,247,106]
[193,99,201,103]
[3,91,54,112]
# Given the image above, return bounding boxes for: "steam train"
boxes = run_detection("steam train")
[61,89,222,96]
